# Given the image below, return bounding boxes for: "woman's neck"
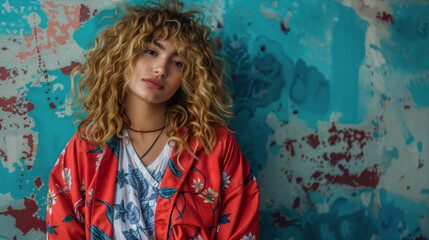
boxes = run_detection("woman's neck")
[125,99,167,131]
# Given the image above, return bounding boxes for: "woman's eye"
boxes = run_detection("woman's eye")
[145,49,157,56]
[172,61,183,68]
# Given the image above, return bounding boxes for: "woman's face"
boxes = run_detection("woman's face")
[127,38,184,106]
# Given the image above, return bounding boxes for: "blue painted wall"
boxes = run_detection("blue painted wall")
[0,0,428,239]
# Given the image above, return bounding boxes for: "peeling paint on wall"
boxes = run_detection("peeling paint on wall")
[0,0,428,239]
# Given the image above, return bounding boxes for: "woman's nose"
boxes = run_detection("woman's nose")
[153,59,168,78]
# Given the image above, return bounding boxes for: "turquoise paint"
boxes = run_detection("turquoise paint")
[378,188,429,239]
[383,147,399,170]
[289,59,330,115]
[373,132,379,138]
[369,44,381,51]
[417,142,423,152]
[379,4,429,72]
[0,160,33,197]
[270,144,281,156]
[73,8,122,49]
[1,0,428,239]
[330,2,367,124]
[405,130,415,145]
[309,191,325,204]
[0,0,46,35]
[408,78,429,107]
[24,69,76,217]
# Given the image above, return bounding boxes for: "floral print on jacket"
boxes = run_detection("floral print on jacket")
[46,126,259,239]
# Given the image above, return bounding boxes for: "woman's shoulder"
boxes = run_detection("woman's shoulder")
[212,124,234,140]
[63,131,99,153]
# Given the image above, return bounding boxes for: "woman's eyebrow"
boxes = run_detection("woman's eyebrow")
[153,40,179,57]
[153,40,165,50]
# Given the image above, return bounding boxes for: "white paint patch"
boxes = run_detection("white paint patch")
[270,1,278,8]
[3,135,23,172]
[55,95,74,118]
[52,83,64,92]
[1,0,14,13]
[360,191,372,207]
[27,12,41,26]
[0,193,25,210]
[189,0,225,31]
[259,3,280,20]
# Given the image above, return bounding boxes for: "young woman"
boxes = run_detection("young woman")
[46,0,259,239]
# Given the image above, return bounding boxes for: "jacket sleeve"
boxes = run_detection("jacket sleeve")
[216,131,259,240]
[46,135,85,240]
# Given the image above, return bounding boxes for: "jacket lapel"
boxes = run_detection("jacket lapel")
[89,136,120,239]
[155,137,203,239]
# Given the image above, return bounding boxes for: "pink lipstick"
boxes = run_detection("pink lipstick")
[143,78,164,89]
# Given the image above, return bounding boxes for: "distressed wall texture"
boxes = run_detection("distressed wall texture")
[1,0,428,239]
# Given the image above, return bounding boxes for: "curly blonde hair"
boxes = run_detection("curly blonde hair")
[72,0,233,155]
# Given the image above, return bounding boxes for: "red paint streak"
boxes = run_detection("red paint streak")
[217,22,223,29]
[376,11,394,24]
[80,4,91,23]
[329,152,351,166]
[0,96,35,115]
[404,105,410,109]
[0,149,7,162]
[306,134,320,148]
[34,176,43,189]
[325,164,380,188]
[283,170,293,183]
[261,45,266,52]
[1,66,11,81]
[271,212,295,228]
[92,9,98,17]
[302,182,320,193]
[22,135,34,162]
[0,198,46,234]
[60,61,81,75]
[284,139,297,156]
[311,171,323,180]
[49,102,57,109]
[356,152,364,159]
[418,158,423,169]
[322,153,329,161]
[292,197,300,209]
[296,177,302,184]
[1,47,7,50]
[280,22,290,34]
[325,123,372,166]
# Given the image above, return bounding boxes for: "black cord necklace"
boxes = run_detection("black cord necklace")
[139,125,165,160]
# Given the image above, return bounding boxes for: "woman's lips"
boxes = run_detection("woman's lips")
[143,78,164,89]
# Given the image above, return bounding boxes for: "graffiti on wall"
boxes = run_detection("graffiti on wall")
[0,0,428,239]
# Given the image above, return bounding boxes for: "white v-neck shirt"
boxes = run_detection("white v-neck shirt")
[113,130,173,240]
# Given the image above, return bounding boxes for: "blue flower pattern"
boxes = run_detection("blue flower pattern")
[116,169,128,188]
[113,136,171,240]
[114,164,164,239]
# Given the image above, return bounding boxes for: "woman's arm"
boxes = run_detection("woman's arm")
[46,136,85,239]
[216,131,259,239]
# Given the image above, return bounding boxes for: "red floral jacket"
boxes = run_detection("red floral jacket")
[46,126,259,239]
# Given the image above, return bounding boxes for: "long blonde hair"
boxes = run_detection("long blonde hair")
[72,0,233,155]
